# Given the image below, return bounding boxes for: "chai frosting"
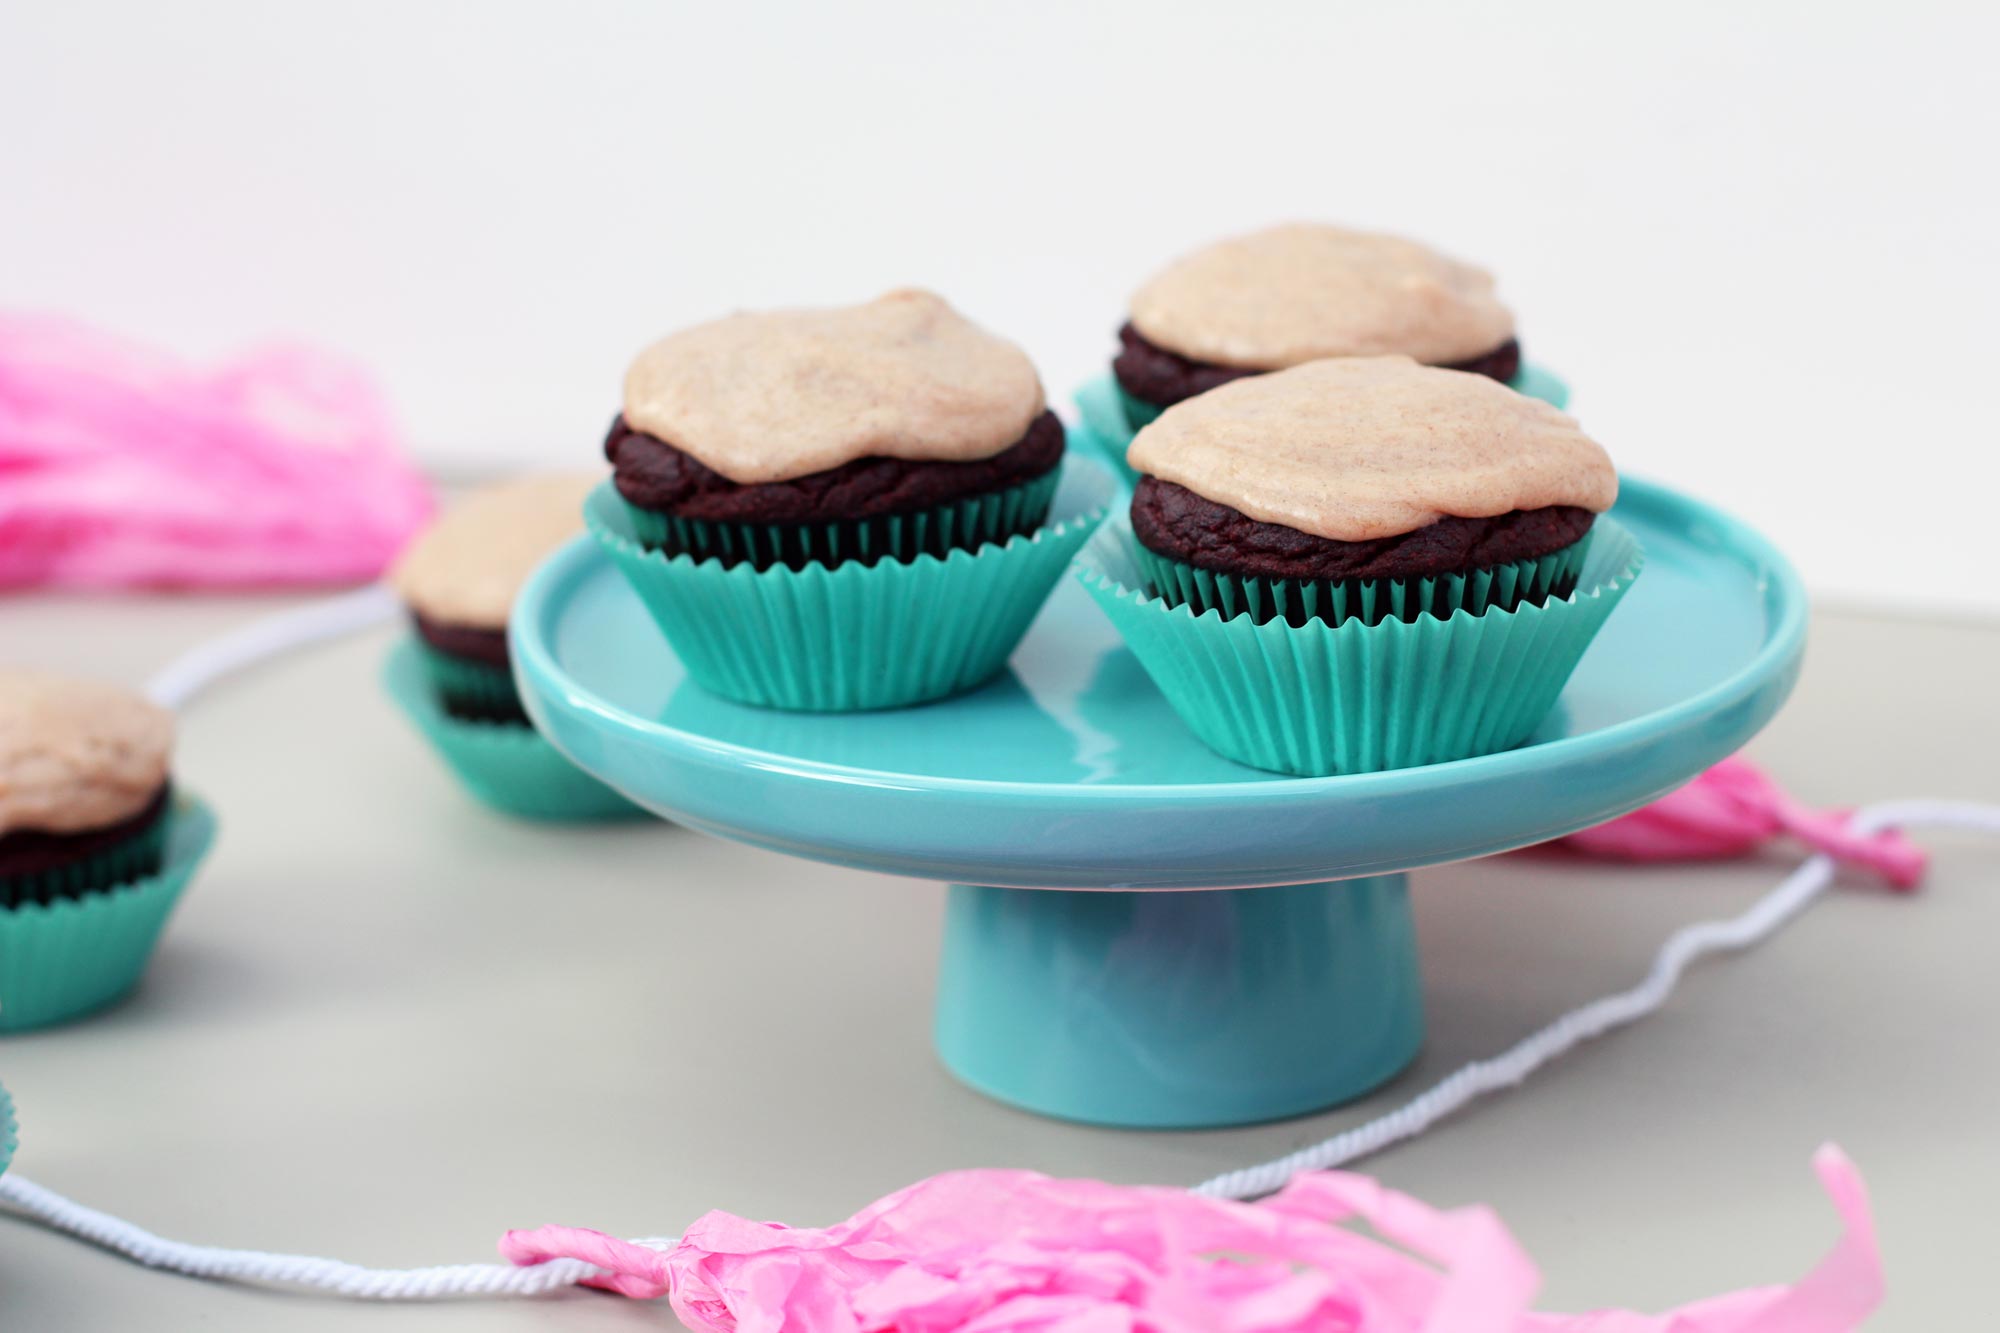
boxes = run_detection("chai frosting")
[621,289,1046,485]
[390,473,598,629]
[0,671,174,837]
[1126,357,1617,542]
[1128,224,1516,369]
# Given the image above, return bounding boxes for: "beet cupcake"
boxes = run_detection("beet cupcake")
[0,670,216,1029]
[1078,224,1564,477]
[589,289,1113,711]
[1073,358,1643,776]
[385,475,641,819]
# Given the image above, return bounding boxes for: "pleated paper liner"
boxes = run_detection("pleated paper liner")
[1073,515,1643,777]
[412,641,528,722]
[383,640,645,821]
[618,469,1061,571]
[0,1078,15,1176]
[0,793,216,1033]
[587,457,1116,712]
[1071,366,1573,488]
[0,806,170,910]
[1132,531,1592,629]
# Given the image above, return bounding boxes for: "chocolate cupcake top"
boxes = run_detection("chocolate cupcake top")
[390,474,598,630]
[1127,357,1617,542]
[621,289,1045,485]
[0,671,173,836]
[1128,224,1516,370]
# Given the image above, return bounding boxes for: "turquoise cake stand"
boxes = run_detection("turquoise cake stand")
[513,457,1806,1129]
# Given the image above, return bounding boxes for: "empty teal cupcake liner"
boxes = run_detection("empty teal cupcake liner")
[1071,367,1572,488]
[0,793,215,1033]
[414,640,524,717]
[0,803,170,909]
[384,639,645,821]
[587,459,1115,712]
[1073,515,1642,777]
[620,469,1061,571]
[1133,531,1592,628]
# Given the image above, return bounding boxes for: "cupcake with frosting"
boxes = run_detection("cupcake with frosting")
[1074,358,1642,776]
[1131,357,1610,625]
[0,671,215,1029]
[384,476,640,819]
[588,289,1112,711]
[2,671,175,905]
[1079,224,1561,474]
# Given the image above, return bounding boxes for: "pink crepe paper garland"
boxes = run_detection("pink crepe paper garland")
[1554,758,1926,889]
[0,312,432,588]
[502,1146,1879,1331]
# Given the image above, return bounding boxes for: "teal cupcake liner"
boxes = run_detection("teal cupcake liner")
[0,1078,15,1176]
[0,804,170,909]
[588,458,1116,712]
[385,640,645,821]
[0,794,215,1033]
[620,469,1061,571]
[1073,515,1642,777]
[1073,376,1145,490]
[414,640,524,717]
[1133,530,1592,629]
[1071,366,1572,488]
[1117,385,1167,434]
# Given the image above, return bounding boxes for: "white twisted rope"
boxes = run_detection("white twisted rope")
[0,592,1991,1298]
[1196,799,2000,1198]
[143,583,400,710]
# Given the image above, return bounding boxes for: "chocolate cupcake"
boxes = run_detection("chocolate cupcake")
[587,290,1114,711]
[0,671,214,1029]
[1128,357,1613,626]
[390,474,598,721]
[1111,224,1523,432]
[1072,357,1643,777]
[607,289,1065,571]
[1,671,175,906]
[385,476,641,819]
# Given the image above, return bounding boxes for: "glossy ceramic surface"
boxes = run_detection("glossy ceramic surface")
[514,469,1806,891]
[937,875,1421,1126]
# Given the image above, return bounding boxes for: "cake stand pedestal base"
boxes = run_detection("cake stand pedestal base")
[934,876,1423,1128]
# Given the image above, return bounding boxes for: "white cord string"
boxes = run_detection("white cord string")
[143,583,400,709]
[2,593,1993,1298]
[0,1175,635,1298]
[10,799,1994,1298]
[1197,799,2000,1198]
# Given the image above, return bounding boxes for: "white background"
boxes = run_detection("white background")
[5,1,1996,612]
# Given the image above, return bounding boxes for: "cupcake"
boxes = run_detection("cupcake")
[1079,224,1561,477]
[1132,357,1610,626]
[590,289,1113,711]
[1074,357,1642,776]
[385,476,642,819]
[1,671,175,906]
[605,288,1066,570]
[0,671,216,1029]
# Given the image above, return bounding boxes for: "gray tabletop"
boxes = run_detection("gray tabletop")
[0,592,1995,1331]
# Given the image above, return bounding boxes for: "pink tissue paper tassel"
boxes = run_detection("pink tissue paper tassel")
[502,1147,1880,1331]
[1552,758,1927,889]
[0,312,433,587]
